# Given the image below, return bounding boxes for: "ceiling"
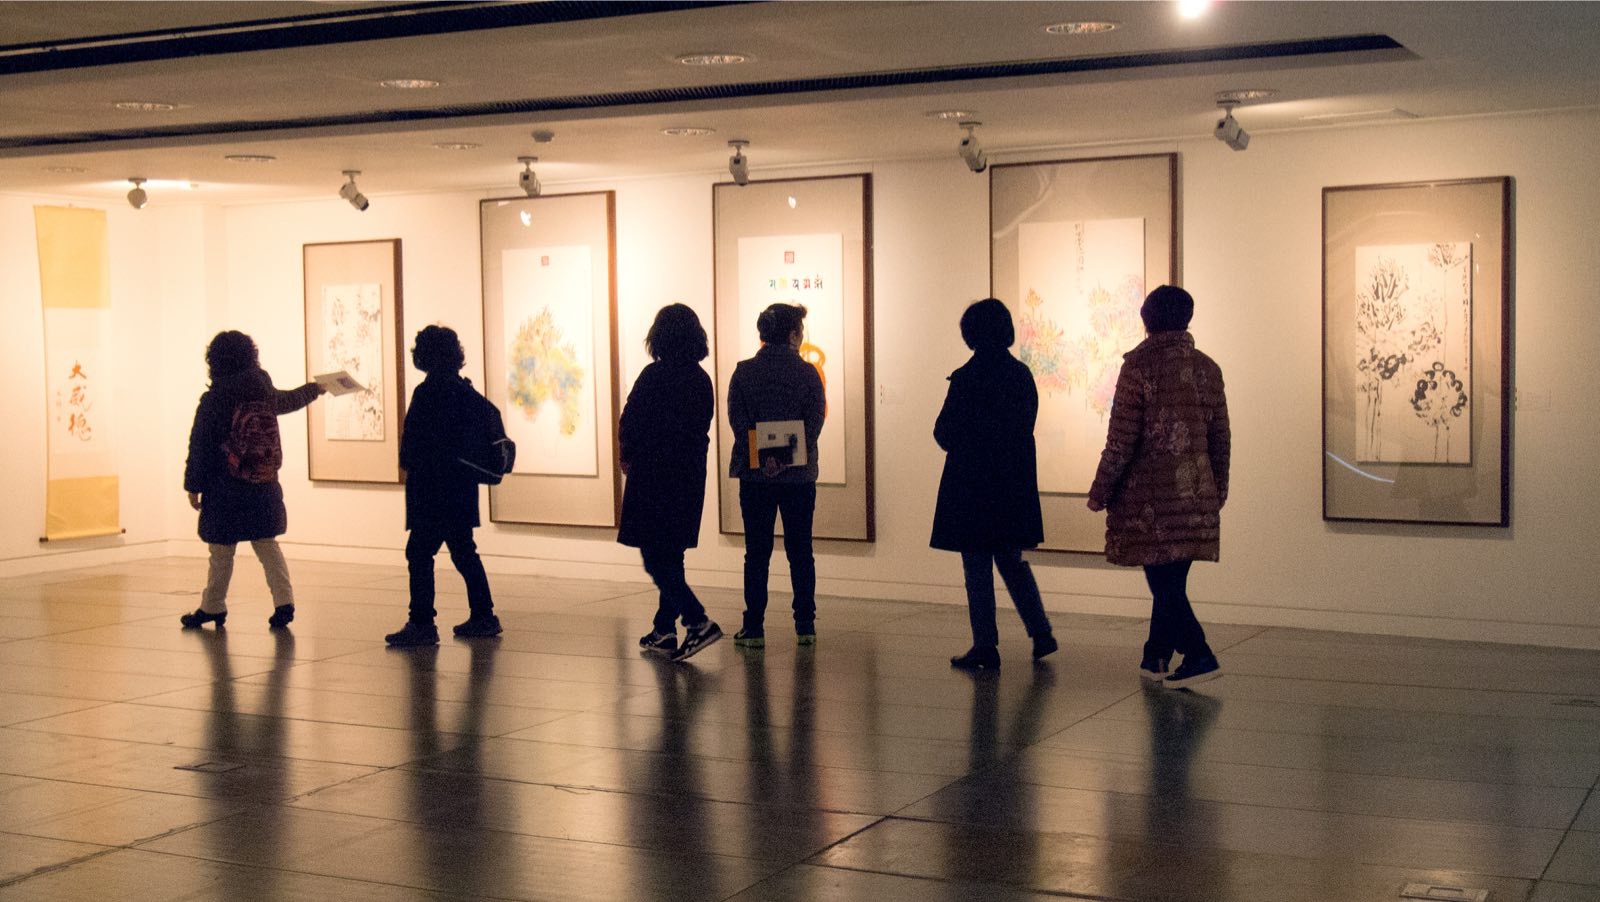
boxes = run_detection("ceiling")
[2,1,1596,206]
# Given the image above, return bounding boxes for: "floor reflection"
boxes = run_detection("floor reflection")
[1124,684,1224,900]
[196,628,295,902]
[400,640,510,897]
[632,658,715,900]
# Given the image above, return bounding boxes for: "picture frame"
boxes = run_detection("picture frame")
[1322,177,1512,526]
[712,174,875,542]
[480,191,621,528]
[990,153,1178,552]
[302,238,404,483]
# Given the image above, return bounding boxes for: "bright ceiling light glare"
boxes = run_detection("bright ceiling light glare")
[1178,0,1212,19]
[113,100,177,111]
[379,78,440,89]
[432,142,481,150]
[661,126,717,137]
[787,196,797,209]
[224,154,276,163]
[519,210,532,227]
[1215,88,1278,104]
[1043,21,1119,35]
[924,110,976,121]
[675,52,749,66]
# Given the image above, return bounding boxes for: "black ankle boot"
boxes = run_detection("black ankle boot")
[180,608,226,629]
[950,646,1000,670]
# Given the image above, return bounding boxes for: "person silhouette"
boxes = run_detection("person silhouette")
[931,298,1057,670]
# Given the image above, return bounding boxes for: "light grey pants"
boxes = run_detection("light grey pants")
[200,540,294,614]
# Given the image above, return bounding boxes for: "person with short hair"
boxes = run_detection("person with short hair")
[931,298,1057,670]
[619,303,722,661]
[385,325,499,647]
[1088,285,1230,689]
[726,303,826,648]
[181,330,324,630]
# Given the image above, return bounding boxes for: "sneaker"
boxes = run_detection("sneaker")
[1031,633,1058,661]
[267,604,295,629]
[950,646,1000,671]
[453,614,503,638]
[385,622,440,647]
[671,620,723,662]
[639,630,678,655]
[1138,655,1171,682]
[180,608,226,629]
[732,628,765,649]
[1163,655,1222,689]
[796,624,816,646]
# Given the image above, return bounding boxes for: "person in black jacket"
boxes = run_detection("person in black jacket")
[385,325,499,647]
[931,299,1057,670]
[181,330,324,629]
[618,304,722,661]
[726,303,826,648]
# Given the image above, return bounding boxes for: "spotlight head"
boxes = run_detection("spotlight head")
[518,156,541,197]
[957,122,987,174]
[126,177,148,209]
[339,169,369,211]
[728,139,749,186]
[1214,104,1250,151]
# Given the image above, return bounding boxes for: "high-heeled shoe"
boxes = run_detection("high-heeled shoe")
[267,604,294,629]
[179,608,226,629]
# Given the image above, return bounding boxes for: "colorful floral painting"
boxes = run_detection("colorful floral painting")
[1017,218,1146,494]
[508,307,585,436]
[501,245,597,476]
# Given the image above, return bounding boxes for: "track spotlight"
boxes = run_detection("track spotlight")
[727,140,750,186]
[126,177,148,209]
[957,122,987,173]
[1214,102,1250,151]
[339,170,370,211]
[518,156,541,197]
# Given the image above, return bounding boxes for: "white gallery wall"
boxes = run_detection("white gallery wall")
[3,108,1597,648]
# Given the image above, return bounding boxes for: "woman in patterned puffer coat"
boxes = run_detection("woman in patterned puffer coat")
[1087,285,1230,689]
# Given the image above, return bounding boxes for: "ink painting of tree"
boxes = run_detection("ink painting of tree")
[1353,242,1472,464]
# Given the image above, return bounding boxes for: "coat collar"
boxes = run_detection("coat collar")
[1127,330,1194,358]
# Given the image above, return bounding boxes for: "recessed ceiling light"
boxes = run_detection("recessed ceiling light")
[432,142,481,150]
[925,110,977,121]
[675,52,749,66]
[45,165,87,173]
[1215,89,1278,104]
[113,101,177,111]
[224,154,276,163]
[661,126,716,137]
[380,78,440,89]
[1043,21,1119,35]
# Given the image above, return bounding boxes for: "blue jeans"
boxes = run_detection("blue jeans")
[738,480,816,633]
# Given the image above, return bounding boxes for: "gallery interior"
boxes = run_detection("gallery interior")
[1,3,1597,900]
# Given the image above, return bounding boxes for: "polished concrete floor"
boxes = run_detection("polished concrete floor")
[0,557,1596,901]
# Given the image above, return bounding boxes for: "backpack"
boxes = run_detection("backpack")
[456,381,516,485]
[224,400,282,484]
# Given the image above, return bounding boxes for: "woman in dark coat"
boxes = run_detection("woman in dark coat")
[385,325,499,647]
[181,330,323,629]
[1088,285,1230,689]
[619,304,722,662]
[932,298,1056,670]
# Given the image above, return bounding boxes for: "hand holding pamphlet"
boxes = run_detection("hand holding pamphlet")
[312,370,366,396]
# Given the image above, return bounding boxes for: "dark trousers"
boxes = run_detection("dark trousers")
[1143,559,1211,660]
[738,480,816,633]
[960,549,1053,649]
[406,526,493,625]
[640,545,708,634]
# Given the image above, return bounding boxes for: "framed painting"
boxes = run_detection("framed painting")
[713,174,874,541]
[481,191,620,527]
[303,238,404,483]
[990,153,1177,552]
[1323,177,1511,525]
